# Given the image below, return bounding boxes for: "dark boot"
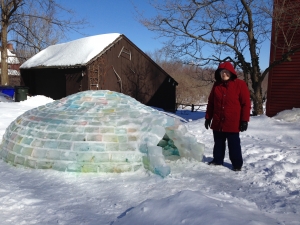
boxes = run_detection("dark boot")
[232,167,241,171]
[208,160,223,166]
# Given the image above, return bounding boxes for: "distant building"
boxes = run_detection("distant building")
[20,33,178,112]
[0,43,21,86]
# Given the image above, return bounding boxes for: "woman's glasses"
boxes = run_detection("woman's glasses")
[220,70,230,76]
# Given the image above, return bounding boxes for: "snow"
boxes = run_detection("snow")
[0,92,13,102]
[0,96,300,225]
[20,33,122,68]
[0,49,20,64]
[0,68,20,76]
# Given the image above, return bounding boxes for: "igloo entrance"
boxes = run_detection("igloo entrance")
[159,134,180,159]
[0,90,204,177]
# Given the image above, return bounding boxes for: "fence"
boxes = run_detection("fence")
[176,103,208,112]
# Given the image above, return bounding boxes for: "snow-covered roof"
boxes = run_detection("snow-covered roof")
[20,33,122,69]
[0,49,20,64]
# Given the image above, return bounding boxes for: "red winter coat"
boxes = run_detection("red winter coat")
[205,62,251,132]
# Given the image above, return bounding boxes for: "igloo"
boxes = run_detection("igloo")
[0,90,204,177]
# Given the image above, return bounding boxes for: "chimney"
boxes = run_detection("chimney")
[7,43,13,51]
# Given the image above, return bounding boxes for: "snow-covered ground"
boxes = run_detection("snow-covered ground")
[0,96,299,225]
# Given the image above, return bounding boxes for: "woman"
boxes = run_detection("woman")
[204,62,251,171]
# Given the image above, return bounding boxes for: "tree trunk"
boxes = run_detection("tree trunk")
[252,83,264,115]
[1,21,9,86]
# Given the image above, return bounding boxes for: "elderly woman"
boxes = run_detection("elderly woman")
[204,62,251,171]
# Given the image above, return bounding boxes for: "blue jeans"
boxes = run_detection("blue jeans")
[213,131,243,169]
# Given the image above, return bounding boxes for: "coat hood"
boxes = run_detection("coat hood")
[215,62,237,81]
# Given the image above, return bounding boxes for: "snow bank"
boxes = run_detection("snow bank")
[273,108,300,122]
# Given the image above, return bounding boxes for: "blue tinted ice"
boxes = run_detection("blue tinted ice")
[0,90,204,177]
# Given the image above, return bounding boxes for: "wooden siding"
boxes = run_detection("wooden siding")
[65,70,86,96]
[86,36,177,111]
[147,76,177,112]
[21,68,84,99]
[266,0,300,117]
[20,35,177,111]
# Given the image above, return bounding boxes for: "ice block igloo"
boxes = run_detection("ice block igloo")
[0,90,204,177]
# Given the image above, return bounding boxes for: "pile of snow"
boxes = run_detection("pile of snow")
[0,92,13,102]
[112,190,279,225]
[19,95,54,106]
[273,108,300,122]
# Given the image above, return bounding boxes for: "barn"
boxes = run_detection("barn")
[20,33,178,112]
[266,0,300,117]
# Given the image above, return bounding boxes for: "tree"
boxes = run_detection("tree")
[147,49,215,105]
[1,0,86,85]
[138,0,300,115]
[122,56,155,104]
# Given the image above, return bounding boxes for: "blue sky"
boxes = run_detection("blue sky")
[59,0,164,54]
[59,0,270,70]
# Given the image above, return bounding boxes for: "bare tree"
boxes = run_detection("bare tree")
[138,0,300,115]
[122,58,154,104]
[1,0,87,85]
[147,49,214,105]
[12,9,63,64]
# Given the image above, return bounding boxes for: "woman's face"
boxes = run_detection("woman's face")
[220,69,231,81]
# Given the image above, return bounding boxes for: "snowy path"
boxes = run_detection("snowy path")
[187,116,300,223]
[0,100,300,224]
